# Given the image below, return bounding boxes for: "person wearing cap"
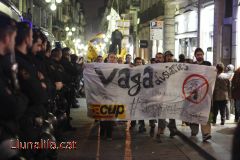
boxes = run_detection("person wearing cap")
[164,50,174,62]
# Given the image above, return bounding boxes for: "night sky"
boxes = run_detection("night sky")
[80,0,106,39]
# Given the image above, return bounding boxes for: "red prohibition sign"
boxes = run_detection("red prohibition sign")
[182,74,209,104]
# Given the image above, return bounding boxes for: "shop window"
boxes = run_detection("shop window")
[225,0,233,18]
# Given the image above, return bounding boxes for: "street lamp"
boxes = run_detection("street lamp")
[65,27,70,31]
[50,3,57,11]
[45,0,51,3]
[56,0,62,3]
[72,27,76,32]
[68,31,73,36]
[107,15,111,21]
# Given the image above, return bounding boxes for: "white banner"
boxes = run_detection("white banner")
[83,63,217,124]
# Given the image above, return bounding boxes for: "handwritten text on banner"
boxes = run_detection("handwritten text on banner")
[83,63,216,124]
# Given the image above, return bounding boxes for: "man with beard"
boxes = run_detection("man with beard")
[0,13,28,159]
[15,22,48,142]
[190,48,212,142]
[15,22,48,110]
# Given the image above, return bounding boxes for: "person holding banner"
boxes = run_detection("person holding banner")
[152,51,178,140]
[96,55,103,63]
[124,54,133,65]
[190,48,212,142]
[99,52,117,140]
[158,51,178,139]
[130,57,147,133]
[151,52,165,139]
[155,52,164,63]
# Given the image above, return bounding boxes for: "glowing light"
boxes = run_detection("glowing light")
[107,15,111,21]
[65,27,69,31]
[67,31,72,36]
[56,0,62,3]
[80,44,84,49]
[101,43,106,49]
[72,27,76,32]
[76,39,81,43]
[104,37,109,43]
[96,45,100,51]
[84,45,88,51]
[45,0,51,3]
[50,3,57,11]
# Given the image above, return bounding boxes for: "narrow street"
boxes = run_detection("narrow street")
[58,98,206,160]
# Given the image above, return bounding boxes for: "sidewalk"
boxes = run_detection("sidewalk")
[177,114,237,160]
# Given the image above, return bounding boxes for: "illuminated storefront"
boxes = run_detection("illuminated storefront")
[175,4,214,63]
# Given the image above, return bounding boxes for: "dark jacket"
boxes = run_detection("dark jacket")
[15,49,48,106]
[0,54,28,135]
[193,60,211,66]
[232,69,240,99]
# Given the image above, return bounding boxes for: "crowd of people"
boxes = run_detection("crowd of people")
[1,11,240,160]
[93,39,240,159]
[0,13,83,159]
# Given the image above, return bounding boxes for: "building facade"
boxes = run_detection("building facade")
[214,0,240,68]
[3,0,86,53]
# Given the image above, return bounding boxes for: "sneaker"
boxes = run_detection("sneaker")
[221,122,224,125]
[203,134,212,142]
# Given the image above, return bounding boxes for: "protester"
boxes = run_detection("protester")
[96,55,103,63]
[190,47,212,142]
[212,63,230,125]
[99,52,117,140]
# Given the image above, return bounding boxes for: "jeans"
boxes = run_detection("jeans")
[213,100,227,123]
